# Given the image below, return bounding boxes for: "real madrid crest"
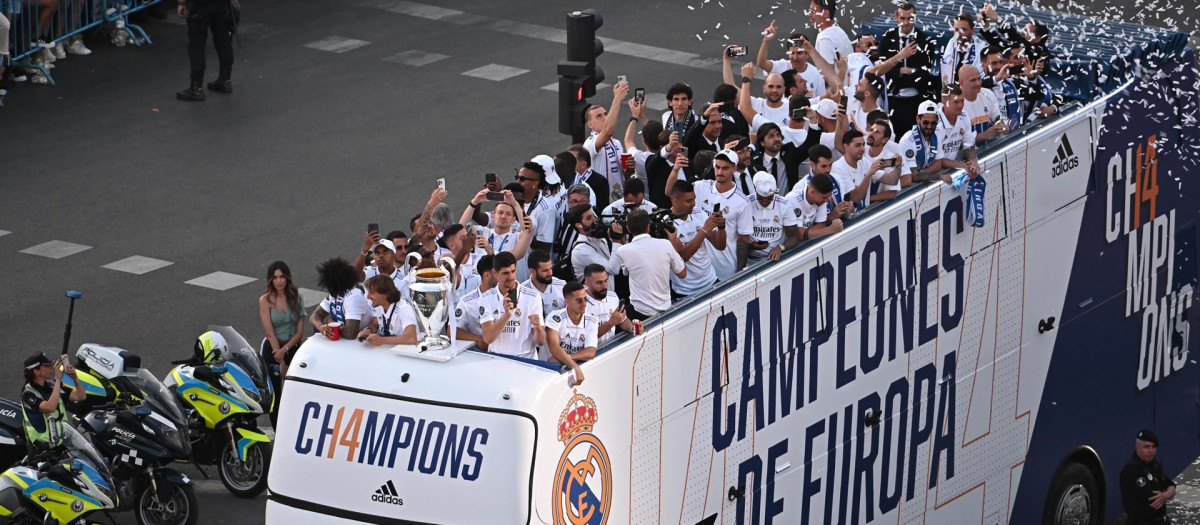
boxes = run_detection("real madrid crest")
[1137,476,1146,487]
[553,391,611,525]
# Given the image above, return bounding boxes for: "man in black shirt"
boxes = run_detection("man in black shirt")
[878,2,940,135]
[1119,429,1177,525]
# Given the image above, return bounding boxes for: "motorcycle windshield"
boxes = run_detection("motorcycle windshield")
[209,325,272,395]
[61,426,110,484]
[128,369,186,427]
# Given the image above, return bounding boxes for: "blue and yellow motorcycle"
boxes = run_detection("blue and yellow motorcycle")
[163,326,273,498]
[0,425,117,524]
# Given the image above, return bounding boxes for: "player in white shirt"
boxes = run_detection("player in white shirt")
[581,264,637,343]
[958,64,1010,146]
[829,129,902,214]
[544,283,596,385]
[523,250,567,317]
[756,21,828,96]
[692,150,755,280]
[357,238,410,299]
[478,252,545,360]
[784,172,844,240]
[745,173,801,264]
[897,101,978,183]
[809,0,853,71]
[937,85,982,174]
[452,255,495,349]
[940,15,987,85]
[310,257,374,339]
[600,177,656,224]
[668,180,725,298]
[861,120,907,200]
[515,161,559,252]
[357,275,419,346]
[583,81,631,205]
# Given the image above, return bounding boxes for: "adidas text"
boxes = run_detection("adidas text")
[1051,156,1079,177]
[372,480,404,506]
[371,494,404,505]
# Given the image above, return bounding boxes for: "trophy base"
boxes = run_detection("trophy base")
[387,339,472,363]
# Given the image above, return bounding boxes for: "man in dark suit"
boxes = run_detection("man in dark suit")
[878,2,940,135]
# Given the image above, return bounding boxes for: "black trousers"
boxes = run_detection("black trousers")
[187,5,233,83]
[888,96,921,140]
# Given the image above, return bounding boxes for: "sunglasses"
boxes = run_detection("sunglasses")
[515,175,540,183]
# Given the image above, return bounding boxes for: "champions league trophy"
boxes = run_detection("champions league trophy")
[405,253,457,351]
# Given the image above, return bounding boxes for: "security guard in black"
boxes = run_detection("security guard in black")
[1119,429,1177,525]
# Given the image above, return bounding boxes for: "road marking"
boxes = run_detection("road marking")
[354,0,722,71]
[644,92,669,112]
[102,255,174,275]
[185,271,256,291]
[20,240,91,259]
[0,230,9,238]
[539,81,611,92]
[383,49,449,66]
[462,63,529,82]
[298,287,326,311]
[304,36,371,54]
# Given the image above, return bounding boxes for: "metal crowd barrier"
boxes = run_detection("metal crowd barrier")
[3,0,162,86]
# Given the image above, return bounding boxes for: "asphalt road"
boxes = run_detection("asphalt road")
[0,0,1196,523]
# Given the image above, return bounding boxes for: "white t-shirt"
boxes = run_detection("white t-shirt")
[601,199,656,224]
[523,277,567,317]
[936,108,977,162]
[844,52,875,92]
[746,194,798,258]
[319,288,372,326]
[830,156,874,210]
[784,175,831,229]
[671,209,719,297]
[963,89,1002,139]
[372,302,419,338]
[455,251,484,295]
[545,309,599,356]
[571,237,614,284]
[862,141,906,193]
[815,24,854,66]
[453,287,487,336]
[693,180,755,280]
[898,128,942,174]
[363,265,410,300]
[769,59,827,97]
[583,132,627,204]
[525,196,558,245]
[751,96,789,128]
[586,293,621,343]
[478,284,544,359]
[610,234,685,316]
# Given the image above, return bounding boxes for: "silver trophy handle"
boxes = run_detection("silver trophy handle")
[406,252,423,269]
[438,256,458,275]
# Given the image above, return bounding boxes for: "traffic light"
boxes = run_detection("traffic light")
[558,69,589,142]
[559,9,604,142]
[565,9,604,98]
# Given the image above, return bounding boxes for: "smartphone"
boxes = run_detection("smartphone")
[726,45,746,57]
[634,88,645,104]
[734,137,750,151]
[485,173,498,184]
[507,288,518,306]
[673,121,686,137]
[839,95,848,108]
[367,223,379,234]
[679,146,689,158]
[437,178,446,190]
[880,158,899,168]
[486,191,506,201]
[617,75,628,85]
[712,203,721,215]
[1009,64,1025,75]
[791,108,806,121]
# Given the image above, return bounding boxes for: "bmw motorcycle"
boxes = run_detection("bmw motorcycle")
[0,425,118,525]
[57,345,198,525]
[163,326,273,498]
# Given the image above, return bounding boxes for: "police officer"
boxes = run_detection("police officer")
[21,352,85,451]
[1120,429,1177,525]
[175,0,234,101]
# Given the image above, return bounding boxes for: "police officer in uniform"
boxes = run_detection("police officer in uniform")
[175,0,234,101]
[1120,429,1177,524]
[21,352,85,451]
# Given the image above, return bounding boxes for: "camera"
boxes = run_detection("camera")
[594,208,678,240]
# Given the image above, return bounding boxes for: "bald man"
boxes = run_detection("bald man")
[959,64,1009,145]
[746,72,789,127]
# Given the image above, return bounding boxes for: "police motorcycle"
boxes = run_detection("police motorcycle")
[163,327,273,498]
[0,424,118,525]
[0,400,27,471]
[57,345,198,525]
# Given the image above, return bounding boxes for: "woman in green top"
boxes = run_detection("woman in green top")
[258,260,304,426]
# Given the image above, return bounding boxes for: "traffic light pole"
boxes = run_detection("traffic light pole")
[558,9,603,143]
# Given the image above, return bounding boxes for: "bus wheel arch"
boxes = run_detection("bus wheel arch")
[1042,446,1106,525]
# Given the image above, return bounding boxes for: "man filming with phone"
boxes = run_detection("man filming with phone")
[583,79,631,205]
[669,180,725,300]
[478,252,545,359]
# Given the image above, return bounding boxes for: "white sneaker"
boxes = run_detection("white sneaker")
[53,42,66,60]
[0,88,7,96]
[31,73,49,84]
[9,73,28,82]
[67,40,92,55]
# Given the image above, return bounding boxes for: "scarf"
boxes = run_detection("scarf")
[910,126,938,171]
[952,172,987,228]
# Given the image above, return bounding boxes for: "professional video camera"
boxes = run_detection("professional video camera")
[595,207,678,241]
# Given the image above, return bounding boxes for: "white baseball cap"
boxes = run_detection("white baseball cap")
[531,154,561,185]
[753,171,777,196]
[814,99,839,119]
[917,100,939,116]
[370,239,397,253]
[713,149,738,167]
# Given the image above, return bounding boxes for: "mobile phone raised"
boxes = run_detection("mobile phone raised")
[880,158,899,168]
[634,88,645,103]
[437,178,446,190]
[726,45,746,57]
[486,191,506,201]
[791,108,806,121]
[485,173,498,184]
[367,223,379,234]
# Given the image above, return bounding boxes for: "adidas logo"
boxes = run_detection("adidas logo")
[1050,134,1079,178]
[371,480,404,506]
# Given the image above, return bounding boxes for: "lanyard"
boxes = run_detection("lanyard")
[380,304,396,336]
